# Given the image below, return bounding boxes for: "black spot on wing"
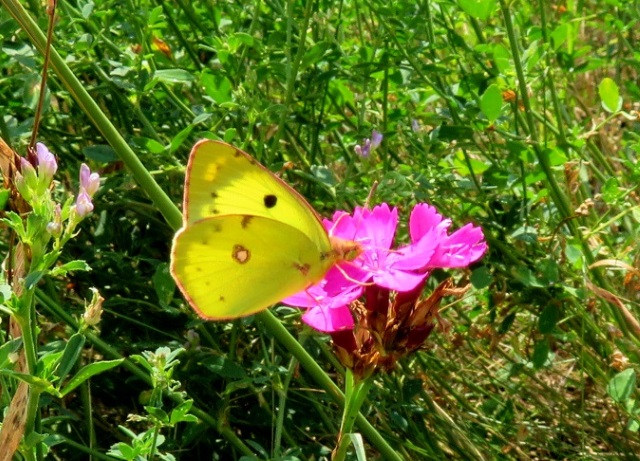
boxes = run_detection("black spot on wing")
[264,194,277,208]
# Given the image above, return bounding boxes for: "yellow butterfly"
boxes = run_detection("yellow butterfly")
[170,140,359,320]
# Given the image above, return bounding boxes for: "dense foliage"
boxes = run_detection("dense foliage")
[1,0,639,459]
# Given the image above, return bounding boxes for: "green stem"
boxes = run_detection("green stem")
[332,370,374,461]
[498,0,572,219]
[17,288,41,460]
[257,311,402,461]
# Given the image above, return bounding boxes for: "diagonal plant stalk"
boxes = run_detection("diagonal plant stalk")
[2,1,403,458]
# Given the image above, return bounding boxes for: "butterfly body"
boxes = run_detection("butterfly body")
[171,140,357,320]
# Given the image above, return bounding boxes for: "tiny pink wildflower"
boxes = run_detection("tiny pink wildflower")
[75,189,94,218]
[355,129,383,158]
[35,142,57,182]
[79,163,100,197]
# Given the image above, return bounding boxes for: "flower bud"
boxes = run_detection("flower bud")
[79,163,100,197]
[35,142,57,189]
[19,157,37,190]
[371,130,383,148]
[83,287,104,327]
[14,169,32,202]
[46,204,62,237]
[75,188,94,218]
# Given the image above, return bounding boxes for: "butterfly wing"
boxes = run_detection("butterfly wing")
[183,140,330,252]
[171,215,332,319]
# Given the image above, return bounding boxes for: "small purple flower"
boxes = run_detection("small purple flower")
[73,164,100,219]
[36,142,57,182]
[75,189,94,218]
[79,163,100,197]
[355,129,383,158]
[371,130,383,148]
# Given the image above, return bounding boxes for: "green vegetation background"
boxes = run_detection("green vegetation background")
[1,0,640,459]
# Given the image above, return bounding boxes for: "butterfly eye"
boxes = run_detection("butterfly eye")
[263,194,277,208]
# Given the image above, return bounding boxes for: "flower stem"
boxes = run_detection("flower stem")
[332,370,374,461]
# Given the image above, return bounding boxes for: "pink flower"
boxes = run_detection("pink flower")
[79,163,100,197]
[337,204,434,291]
[284,202,487,333]
[75,189,94,217]
[73,164,100,219]
[409,204,487,270]
[285,204,438,331]
[36,142,57,182]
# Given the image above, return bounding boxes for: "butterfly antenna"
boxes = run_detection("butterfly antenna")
[28,0,57,155]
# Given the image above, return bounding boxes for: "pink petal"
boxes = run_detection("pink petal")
[428,223,487,268]
[282,267,364,308]
[302,304,354,332]
[410,203,448,241]
[372,267,427,292]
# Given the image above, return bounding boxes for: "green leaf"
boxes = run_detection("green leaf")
[0,370,58,395]
[145,406,169,422]
[480,84,503,123]
[511,225,538,244]
[201,71,233,104]
[145,138,166,154]
[0,189,9,210]
[538,305,560,334]
[349,433,366,461]
[49,260,91,277]
[550,23,569,51]
[60,359,124,397]
[453,150,490,176]
[153,69,195,84]
[169,400,199,424]
[599,77,621,113]
[601,177,623,202]
[531,339,551,369]
[153,262,175,306]
[169,124,194,153]
[608,369,636,403]
[25,270,47,290]
[458,0,496,20]
[470,266,492,289]
[0,338,23,369]
[56,333,86,382]
[301,41,331,70]
[83,144,117,162]
[202,356,247,379]
[110,442,136,460]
